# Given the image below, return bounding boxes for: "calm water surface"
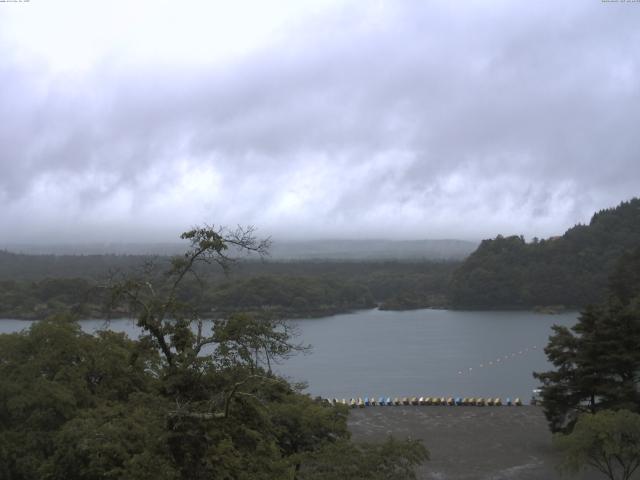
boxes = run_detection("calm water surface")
[0,309,578,400]
[279,309,578,400]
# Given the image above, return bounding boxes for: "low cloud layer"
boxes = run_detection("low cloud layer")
[1,1,638,243]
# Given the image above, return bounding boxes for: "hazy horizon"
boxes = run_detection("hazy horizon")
[0,237,477,260]
[1,1,638,243]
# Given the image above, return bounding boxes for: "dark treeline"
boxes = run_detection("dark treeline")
[450,198,640,309]
[3,198,640,319]
[0,255,457,319]
[0,250,149,281]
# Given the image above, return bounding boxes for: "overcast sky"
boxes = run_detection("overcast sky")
[0,0,638,244]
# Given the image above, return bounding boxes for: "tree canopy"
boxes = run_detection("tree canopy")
[0,225,428,479]
[451,198,640,309]
[555,409,640,480]
[0,255,455,320]
[533,246,640,433]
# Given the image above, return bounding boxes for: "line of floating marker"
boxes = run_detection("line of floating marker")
[457,345,538,376]
[321,396,523,407]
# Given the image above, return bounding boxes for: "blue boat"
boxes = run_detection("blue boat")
[378,396,386,405]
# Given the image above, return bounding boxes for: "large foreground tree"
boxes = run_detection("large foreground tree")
[534,247,640,433]
[0,225,428,479]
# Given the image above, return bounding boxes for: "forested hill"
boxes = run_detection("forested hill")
[0,250,150,280]
[0,250,457,319]
[450,198,640,309]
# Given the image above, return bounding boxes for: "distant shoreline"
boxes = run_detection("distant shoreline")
[0,305,580,323]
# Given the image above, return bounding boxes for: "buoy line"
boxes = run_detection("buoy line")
[456,344,538,376]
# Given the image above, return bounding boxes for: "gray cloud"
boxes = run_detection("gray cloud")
[0,1,638,243]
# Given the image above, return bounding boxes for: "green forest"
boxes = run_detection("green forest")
[2,201,640,478]
[2,198,640,319]
[0,255,455,320]
[450,198,640,309]
[0,227,429,479]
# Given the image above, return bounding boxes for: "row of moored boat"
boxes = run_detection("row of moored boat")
[325,396,523,407]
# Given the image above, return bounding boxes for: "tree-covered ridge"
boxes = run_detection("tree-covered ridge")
[0,250,150,281]
[0,261,456,320]
[450,198,640,309]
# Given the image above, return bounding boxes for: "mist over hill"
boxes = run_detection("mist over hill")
[1,238,478,261]
[268,239,477,261]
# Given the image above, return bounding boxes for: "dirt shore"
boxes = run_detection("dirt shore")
[348,406,603,480]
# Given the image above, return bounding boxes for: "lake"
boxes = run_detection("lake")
[0,308,578,401]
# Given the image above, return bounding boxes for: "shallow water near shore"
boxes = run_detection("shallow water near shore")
[0,308,578,400]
